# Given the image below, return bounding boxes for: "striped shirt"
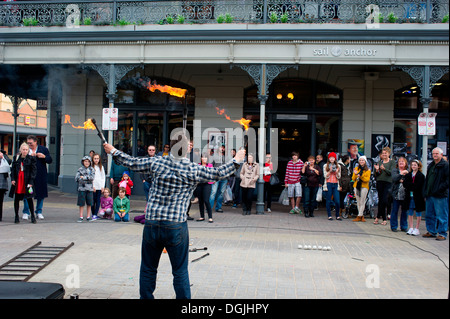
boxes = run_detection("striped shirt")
[285,159,304,185]
[111,149,239,222]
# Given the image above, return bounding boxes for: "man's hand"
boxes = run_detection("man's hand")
[103,143,115,154]
[234,149,246,163]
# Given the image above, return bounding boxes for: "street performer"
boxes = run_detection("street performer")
[103,134,245,299]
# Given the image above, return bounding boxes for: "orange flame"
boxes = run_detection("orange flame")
[64,115,96,130]
[215,107,251,130]
[147,82,187,98]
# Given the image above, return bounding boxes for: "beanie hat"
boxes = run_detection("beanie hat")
[328,152,337,160]
[359,156,367,163]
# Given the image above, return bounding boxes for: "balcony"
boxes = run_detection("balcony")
[0,0,448,28]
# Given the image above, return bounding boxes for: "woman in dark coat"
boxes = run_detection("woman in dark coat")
[403,159,426,236]
[9,143,37,223]
[338,155,351,218]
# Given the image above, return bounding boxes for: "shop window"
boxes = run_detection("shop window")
[394,119,418,157]
[316,116,339,155]
[244,79,342,111]
[316,83,341,109]
[395,81,449,110]
[271,79,313,109]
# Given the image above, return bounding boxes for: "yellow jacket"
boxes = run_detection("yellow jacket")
[352,168,371,190]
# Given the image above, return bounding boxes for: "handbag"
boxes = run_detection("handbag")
[0,158,10,174]
[269,173,280,186]
[395,182,405,201]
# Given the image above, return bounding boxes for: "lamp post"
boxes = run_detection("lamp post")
[7,95,24,156]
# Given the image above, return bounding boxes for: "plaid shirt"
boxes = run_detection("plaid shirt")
[111,150,239,222]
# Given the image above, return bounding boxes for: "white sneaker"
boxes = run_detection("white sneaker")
[37,213,44,220]
[267,208,271,213]
[412,228,420,236]
[22,214,29,220]
[406,228,414,235]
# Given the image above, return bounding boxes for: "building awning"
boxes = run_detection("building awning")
[0,124,47,136]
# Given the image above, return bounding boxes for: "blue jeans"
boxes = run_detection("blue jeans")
[143,181,151,201]
[140,220,190,299]
[325,183,340,218]
[23,198,44,216]
[114,212,129,222]
[425,196,449,238]
[209,179,227,211]
[304,186,318,211]
[390,199,408,231]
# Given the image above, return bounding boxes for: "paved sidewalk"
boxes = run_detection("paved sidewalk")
[0,188,448,299]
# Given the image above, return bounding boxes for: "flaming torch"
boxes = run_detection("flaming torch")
[64,115,107,144]
[215,107,251,157]
[90,118,108,144]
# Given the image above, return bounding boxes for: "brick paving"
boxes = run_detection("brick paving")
[0,188,448,299]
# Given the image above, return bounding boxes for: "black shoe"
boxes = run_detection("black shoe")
[15,215,20,224]
[216,209,223,213]
[31,214,36,224]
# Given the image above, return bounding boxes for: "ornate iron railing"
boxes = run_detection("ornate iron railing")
[0,0,448,27]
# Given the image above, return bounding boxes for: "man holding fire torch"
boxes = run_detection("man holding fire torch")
[103,135,245,299]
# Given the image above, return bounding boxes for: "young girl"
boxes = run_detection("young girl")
[9,143,37,224]
[119,171,133,198]
[323,152,341,220]
[92,153,105,220]
[98,188,114,219]
[403,159,425,236]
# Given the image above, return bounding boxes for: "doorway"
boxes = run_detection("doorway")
[271,120,312,195]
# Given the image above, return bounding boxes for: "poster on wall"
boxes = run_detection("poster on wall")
[208,131,228,153]
[347,139,364,160]
[371,134,391,158]
[393,143,407,157]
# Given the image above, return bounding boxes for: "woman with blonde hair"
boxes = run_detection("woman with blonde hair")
[403,159,425,236]
[9,143,37,223]
[352,156,371,222]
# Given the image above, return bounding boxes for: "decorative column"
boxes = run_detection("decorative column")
[393,65,448,173]
[7,95,24,156]
[84,64,142,173]
[235,64,298,214]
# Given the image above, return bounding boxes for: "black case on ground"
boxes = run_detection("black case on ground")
[0,281,65,299]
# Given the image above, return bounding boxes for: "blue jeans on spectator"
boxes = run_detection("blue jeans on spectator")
[23,198,44,216]
[425,196,449,238]
[390,199,408,231]
[325,182,340,218]
[140,220,190,299]
[143,181,151,201]
[93,190,102,216]
[209,179,227,211]
[304,186,318,214]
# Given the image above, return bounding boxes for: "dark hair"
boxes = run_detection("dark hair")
[291,151,299,157]
[341,155,349,163]
[26,135,38,142]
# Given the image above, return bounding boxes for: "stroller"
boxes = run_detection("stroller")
[342,159,377,219]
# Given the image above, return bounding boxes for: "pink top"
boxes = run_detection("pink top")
[101,196,114,209]
[199,163,214,184]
